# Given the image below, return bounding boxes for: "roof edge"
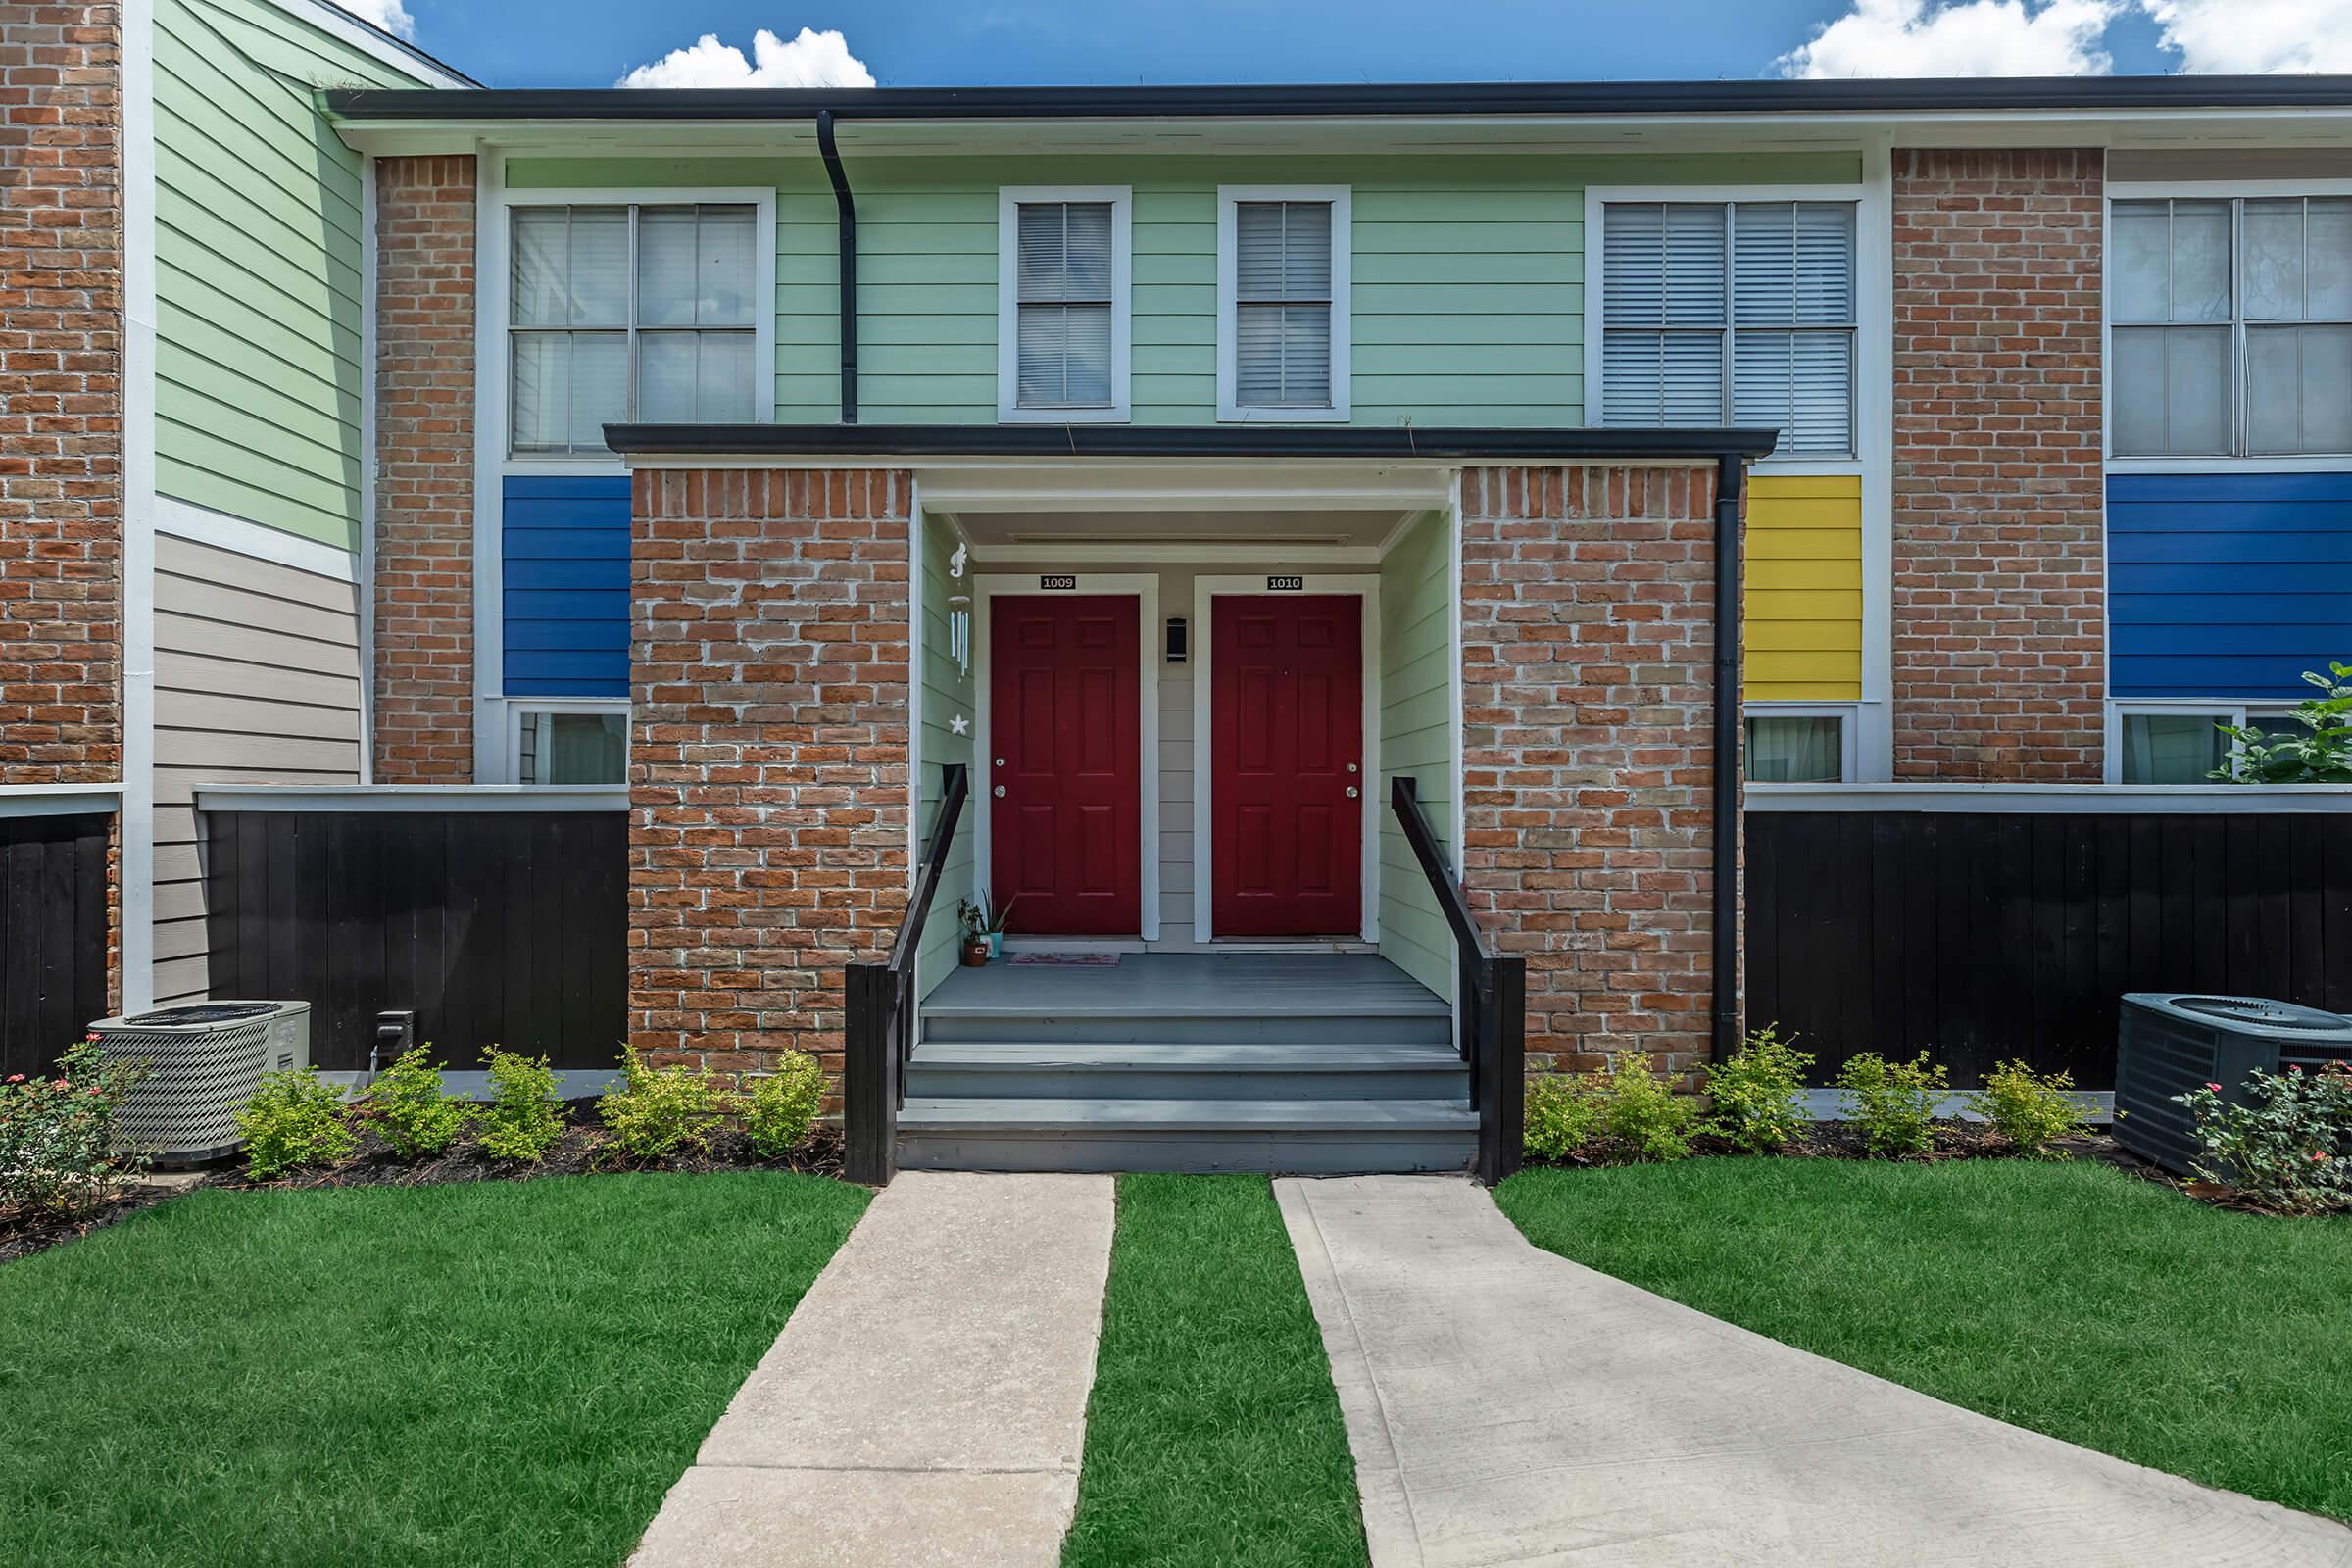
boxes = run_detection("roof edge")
[601,423,1782,462]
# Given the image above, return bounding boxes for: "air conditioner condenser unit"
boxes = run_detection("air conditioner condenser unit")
[87,1001,311,1165]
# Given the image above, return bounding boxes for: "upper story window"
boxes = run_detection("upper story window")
[1599,200,1857,458]
[2112,197,2352,458]
[509,203,758,456]
[1218,188,1350,421]
[999,188,1131,422]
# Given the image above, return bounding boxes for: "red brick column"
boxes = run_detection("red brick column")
[1459,465,1736,1087]
[628,468,913,1091]
[371,154,476,782]
[1892,148,2105,781]
[0,2,122,787]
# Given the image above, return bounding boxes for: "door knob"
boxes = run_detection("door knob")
[994,784,1007,798]
[1345,786,1359,799]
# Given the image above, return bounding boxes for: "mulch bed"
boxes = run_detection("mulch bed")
[2,1102,850,1266]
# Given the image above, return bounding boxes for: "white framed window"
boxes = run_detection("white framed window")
[2107,700,2306,783]
[1217,185,1351,422]
[998,187,1132,422]
[512,701,629,785]
[1744,703,1856,783]
[1592,195,1859,459]
[506,199,771,457]
[2111,194,2352,459]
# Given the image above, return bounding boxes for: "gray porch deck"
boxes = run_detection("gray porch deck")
[903,952,1474,1174]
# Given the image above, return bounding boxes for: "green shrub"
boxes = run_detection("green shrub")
[2173,1064,2352,1214]
[357,1047,470,1160]
[477,1050,564,1165]
[1967,1059,2096,1157]
[1702,1024,1815,1152]
[1595,1053,1697,1163]
[1834,1051,1948,1158]
[2212,662,2352,783]
[0,1041,149,1215]
[1524,1071,1602,1161]
[742,1052,825,1158]
[595,1049,731,1165]
[234,1068,358,1180]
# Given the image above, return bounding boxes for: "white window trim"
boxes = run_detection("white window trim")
[1583,181,1874,474]
[490,184,778,475]
[509,698,631,787]
[997,186,1133,424]
[1216,185,1352,423]
[2102,698,2314,784]
[2104,178,2352,466]
[475,176,776,780]
[1743,700,1860,784]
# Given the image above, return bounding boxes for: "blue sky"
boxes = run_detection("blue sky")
[379,1,2257,90]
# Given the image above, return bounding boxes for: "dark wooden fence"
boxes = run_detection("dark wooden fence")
[1747,806,2352,1089]
[0,810,113,1078]
[204,808,628,1072]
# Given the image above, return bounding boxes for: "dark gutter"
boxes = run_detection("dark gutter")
[329,75,2352,122]
[1710,454,1744,1064]
[603,422,1781,462]
[815,111,858,423]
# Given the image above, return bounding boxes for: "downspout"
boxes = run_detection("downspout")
[1711,452,1745,1061]
[815,110,858,423]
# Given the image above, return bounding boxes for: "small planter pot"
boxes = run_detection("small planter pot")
[986,931,1004,960]
[960,937,991,967]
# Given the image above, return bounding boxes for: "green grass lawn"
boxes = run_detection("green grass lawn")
[1497,1157,2352,1522]
[1062,1174,1365,1568]
[0,1173,868,1568]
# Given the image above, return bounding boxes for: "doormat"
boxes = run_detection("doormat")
[1006,952,1122,966]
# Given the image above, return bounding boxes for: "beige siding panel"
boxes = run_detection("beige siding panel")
[150,529,364,1005]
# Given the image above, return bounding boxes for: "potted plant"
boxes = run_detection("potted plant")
[956,895,1015,965]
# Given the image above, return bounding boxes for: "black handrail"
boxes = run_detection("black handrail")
[844,762,967,1184]
[1393,776,1524,1185]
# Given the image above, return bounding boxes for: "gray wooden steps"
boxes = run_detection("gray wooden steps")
[903,953,1473,1175]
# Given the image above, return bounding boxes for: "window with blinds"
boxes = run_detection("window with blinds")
[2112,195,2352,458]
[1014,201,1116,410]
[1233,201,1335,409]
[509,203,757,456]
[1600,200,1857,457]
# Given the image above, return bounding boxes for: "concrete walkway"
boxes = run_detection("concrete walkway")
[629,1171,1114,1568]
[1278,1174,2352,1568]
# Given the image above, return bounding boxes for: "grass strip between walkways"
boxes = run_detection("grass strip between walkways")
[1498,1156,2352,1524]
[0,1173,868,1568]
[1063,1173,1367,1568]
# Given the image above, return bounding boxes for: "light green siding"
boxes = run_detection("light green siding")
[154,0,422,550]
[505,150,1859,429]
[1378,510,1455,1000]
[914,513,977,998]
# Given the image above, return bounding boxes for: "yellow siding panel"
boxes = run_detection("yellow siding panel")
[1745,473,1864,700]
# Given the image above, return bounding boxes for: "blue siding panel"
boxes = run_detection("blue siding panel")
[2108,470,2352,699]
[502,475,631,698]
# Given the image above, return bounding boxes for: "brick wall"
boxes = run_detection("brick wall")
[372,155,476,781]
[1458,464,1735,1087]
[0,2,121,786]
[628,468,914,1091]
[1892,148,2106,781]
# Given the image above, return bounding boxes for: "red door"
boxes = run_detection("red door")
[990,595,1142,936]
[1211,595,1363,937]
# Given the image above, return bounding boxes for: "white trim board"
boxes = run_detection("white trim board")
[1215,184,1352,424]
[153,496,361,583]
[193,785,629,814]
[971,573,1162,942]
[1750,782,2352,814]
[0,785,124,820]
[1190,574,1383,945]
[256,0,475,89]
[122,0,159,1013]
[996,185,1134,424]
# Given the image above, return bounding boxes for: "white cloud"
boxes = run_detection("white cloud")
[618,26,875,89]
[1775,0,2119,77]
[331,0,416,40]
[2142,0,2352,73]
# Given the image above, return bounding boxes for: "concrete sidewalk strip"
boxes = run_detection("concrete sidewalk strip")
[630,1171,1115,1568]
[1278,1173,2352,1568]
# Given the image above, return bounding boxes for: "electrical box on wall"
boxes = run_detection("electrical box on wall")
[1165,616,1188,663]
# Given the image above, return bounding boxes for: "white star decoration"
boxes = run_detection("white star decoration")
[949,713,970,736]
